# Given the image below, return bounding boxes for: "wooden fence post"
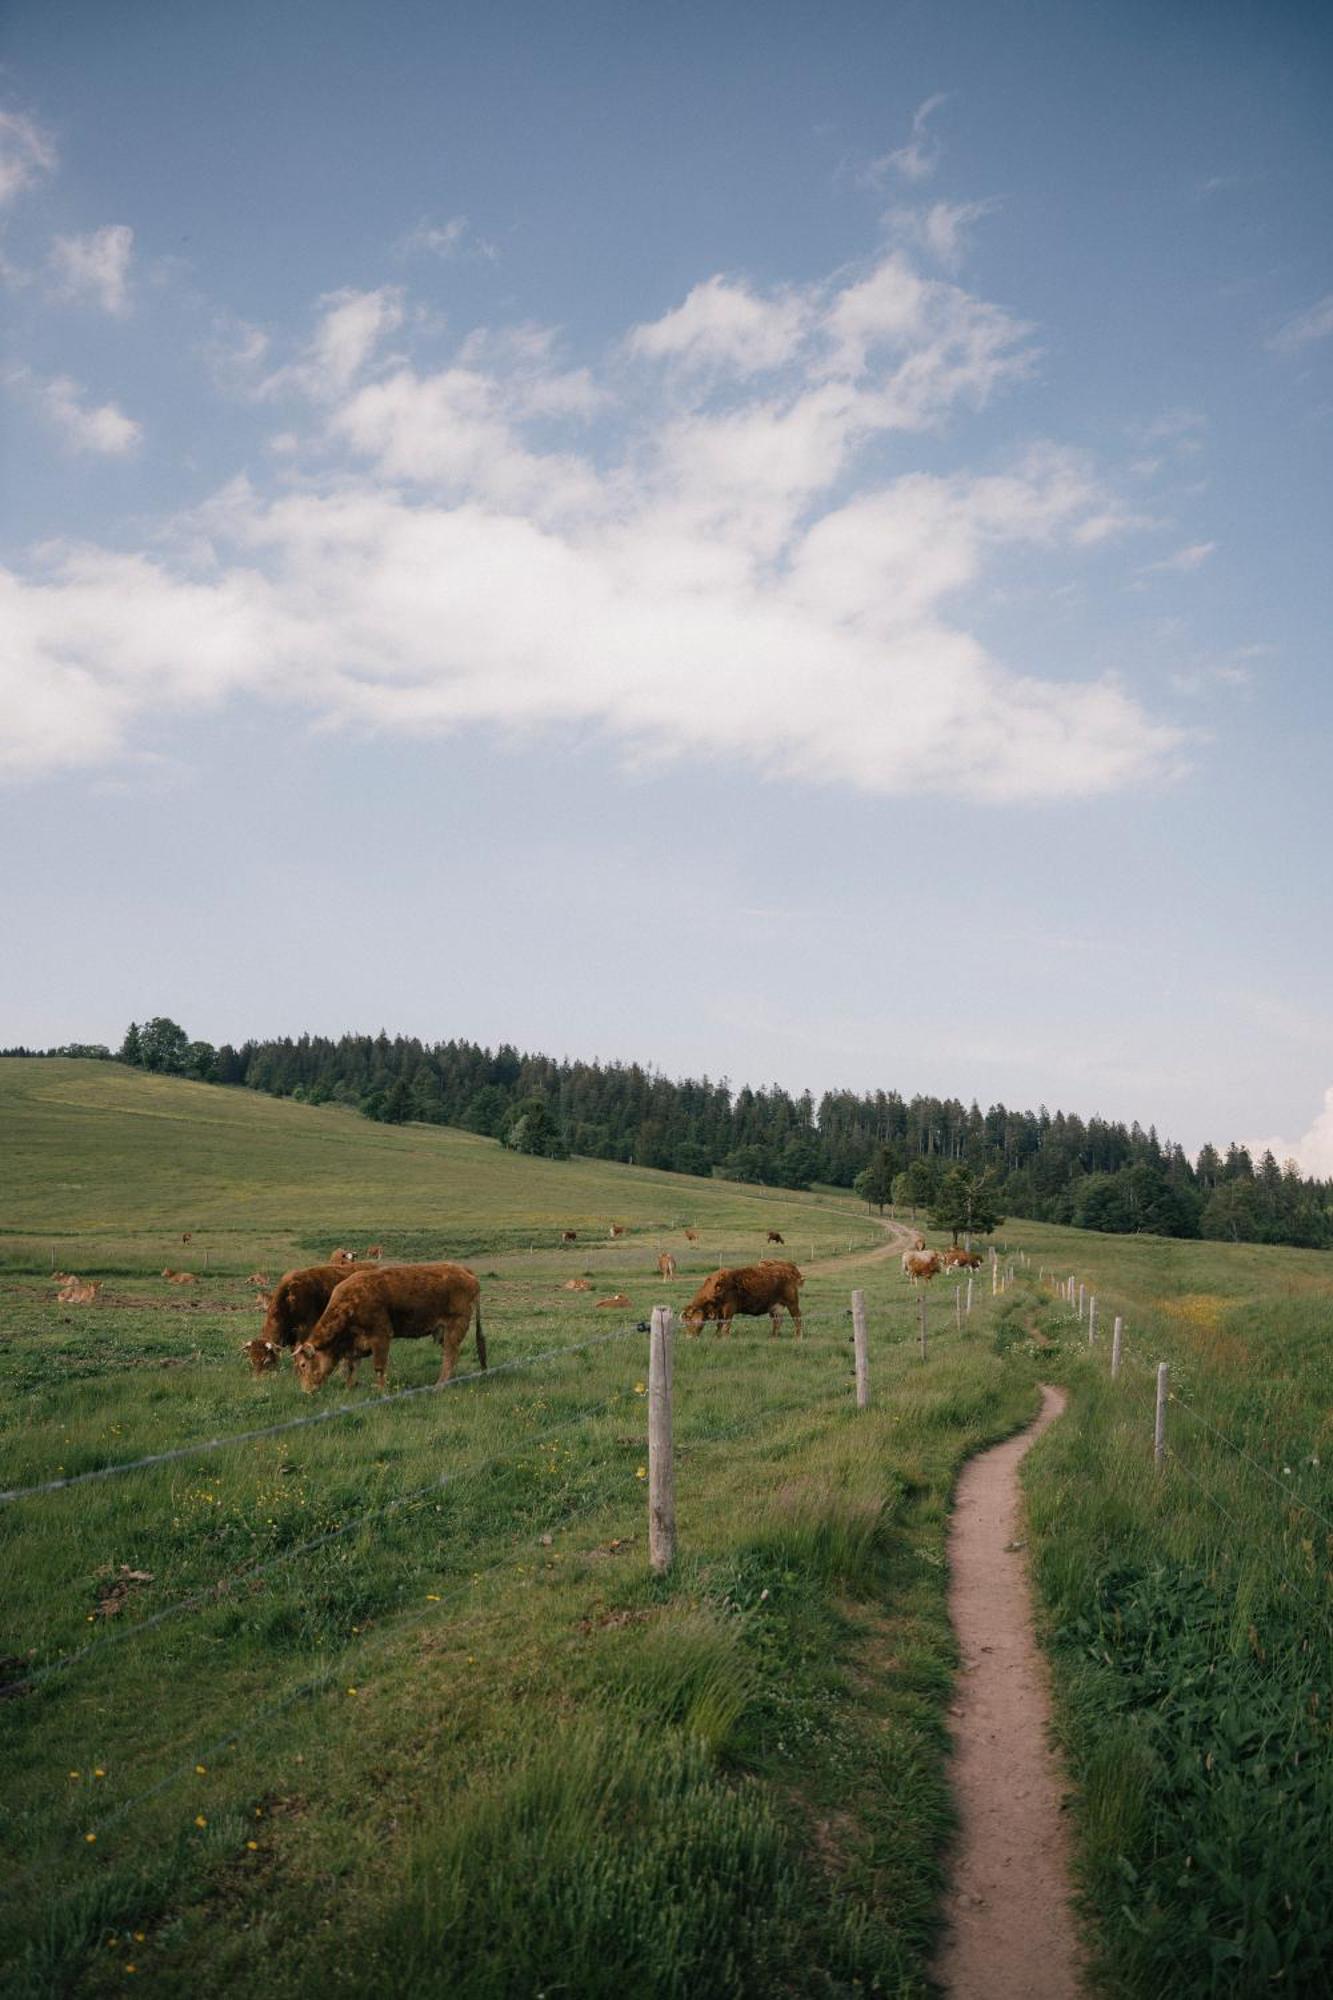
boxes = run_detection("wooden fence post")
[966,1274,973,1317]
[1111,1315,1123,1380]
[1087,1296,1097,1345]
[1077,1282,1085,1321]
[1154,1362,1169,1471]
[648,1307,676,1572]
[918,1292,928,1361]
[955,1284,962,1331]
[851,1289,869,1409]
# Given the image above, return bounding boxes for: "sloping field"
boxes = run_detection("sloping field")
[0,1061,1025,1999]
[0,1059,879,1276]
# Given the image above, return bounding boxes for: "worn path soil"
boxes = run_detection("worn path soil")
[933,1383,1084,2000]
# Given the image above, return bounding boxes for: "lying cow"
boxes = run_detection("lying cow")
[291,1262,485,1393]
[942,1248,982,1270]
[240,1259,372,1377]
[683,1260,804,1340]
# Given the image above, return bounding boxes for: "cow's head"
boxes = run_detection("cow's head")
[241,1336,280,1376]
[291,1340,337,1392]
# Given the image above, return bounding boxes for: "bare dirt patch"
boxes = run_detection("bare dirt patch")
[934,1383,1084,1999]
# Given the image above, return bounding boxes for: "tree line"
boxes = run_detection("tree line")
[4,1017,1329,1251]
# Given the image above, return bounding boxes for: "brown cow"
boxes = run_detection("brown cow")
[657,1252,677,1280]
[181,1233,192,1245]
[292,1263,485,1393]
[328,1247,356,1267]
[609,1224,626,1239]
[241,1260,372,1377]
[683,1261,804,1340]
[595,1293,632,1309]
[913,1235,927,1252]
[362,1244,384,1262]
[563,1277,592,1292]
[561,1230,578,1244]
[247,1271,270,1287]
[942,1248,982,1271]
[167,1271,196,1285]
[766,1230,785,1245]
[903,1252,942,1285]
[683,1228,699,1243]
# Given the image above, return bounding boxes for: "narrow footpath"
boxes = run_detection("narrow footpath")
[933,1383,1085,2000]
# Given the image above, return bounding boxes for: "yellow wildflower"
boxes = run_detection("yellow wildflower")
[194,1815,207,1828]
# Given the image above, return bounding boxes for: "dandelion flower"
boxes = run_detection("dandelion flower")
[134,1933,145,1943]
[634,1382,646,1396]
[347,1687,358,1696]
[425,1593,440,1602]
[246,1841,258,1851]
[94,1767,106,1778]
[194,1815,207,1828]
[85,1832,97,1843]
[195,1765,206,1775]
[69,1770,80,1779]
[635,1466,647,1480]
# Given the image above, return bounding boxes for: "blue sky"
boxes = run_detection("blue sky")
[2,0,1331,1169]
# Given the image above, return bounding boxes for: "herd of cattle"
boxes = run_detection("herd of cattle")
[236,1249,811,1390]
[54,1222,978,1393]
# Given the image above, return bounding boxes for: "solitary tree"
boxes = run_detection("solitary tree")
[930,1165,1004,1246]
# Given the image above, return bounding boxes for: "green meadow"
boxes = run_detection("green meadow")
[2,1060,1332,1997]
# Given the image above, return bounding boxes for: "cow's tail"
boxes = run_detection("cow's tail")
[473,1292,488,1371]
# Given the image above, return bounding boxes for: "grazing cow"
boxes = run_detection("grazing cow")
[561,1230,578,1244]
[181,1233,192,1245]
[609,1224,626,1239]
[563,1277,592,1292]
[767,1230,785,1245]
[57,1276,99,1305]
[240,1259,372,1377]
[657,1252,677,1280]
[595,1293,632,1309]
[247,1271,270,1287]
[683,1228,699,1243]
[292,1263,485,1394]
[903,1252,943,1285]
[328,1247,356,1267]
[913,1235,926,1252]
[683,1261,804,1340]
[362,1244,384,1262]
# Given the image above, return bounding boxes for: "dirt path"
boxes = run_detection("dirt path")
[934,1383,1084,2000]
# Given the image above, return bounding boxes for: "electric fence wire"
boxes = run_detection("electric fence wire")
[1166,1451,1333,1640]
[1166,1391,1333,1541]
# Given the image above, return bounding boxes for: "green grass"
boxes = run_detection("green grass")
[0,1058,1031,1999]
[992,1224,1333,1998]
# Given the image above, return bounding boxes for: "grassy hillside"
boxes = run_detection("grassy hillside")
[0,1061,1024,1999]
[0,1059,879,1275]
[5,1063,1332,1997]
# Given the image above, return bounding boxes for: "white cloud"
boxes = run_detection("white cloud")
[1267,295,1333,356]
[1250,1086,1333,1179]
[628,275,811,375]
[0,242,1184,798]
[259,286,405,401]
[0,109,56,207]
[16,371,143,454]
[865,94,951,186]
[1142,540,1216,576]
[48,224,135,315]
[889,198,1000,270]
[400,214,497,262]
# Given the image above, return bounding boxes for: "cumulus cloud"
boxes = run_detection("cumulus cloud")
[15,370,143,454]
[888,198,1000,270]
[48,224,134,314]
[400,214,497,261]
[1250,1086,1333,1179]
[0,108,56,207]
[0,242,1184,796]
[1267,294,1333,356]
